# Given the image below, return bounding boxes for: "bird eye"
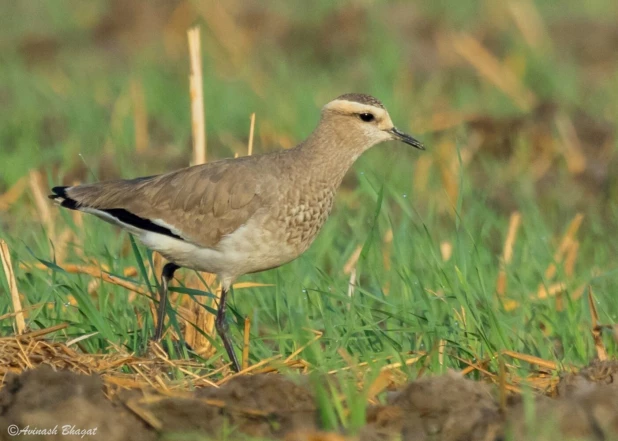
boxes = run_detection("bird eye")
[359,113,375,122]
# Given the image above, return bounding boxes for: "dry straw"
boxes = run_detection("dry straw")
[242,315,251,370]
[588,287,608,361]
[29,170,54,239]
[188,26,206,165]
[0,240,25,334]
[451,32,537,111]
[496,211,522,297]
[247,112,256,156]
[507,0,551,50]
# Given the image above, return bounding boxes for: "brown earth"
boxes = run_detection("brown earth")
[1,361,618,441]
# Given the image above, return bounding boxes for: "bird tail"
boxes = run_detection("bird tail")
[48,182,185,240]
[48,186,80,210]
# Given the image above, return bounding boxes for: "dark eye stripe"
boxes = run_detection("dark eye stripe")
[359,113,375,122]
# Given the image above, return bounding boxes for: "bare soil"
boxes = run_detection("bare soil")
[1,361,618,441]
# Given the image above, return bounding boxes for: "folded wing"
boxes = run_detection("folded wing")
[49,158,271,248]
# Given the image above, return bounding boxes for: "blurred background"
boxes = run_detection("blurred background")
[1,0,617,218]
[0,0,617,371]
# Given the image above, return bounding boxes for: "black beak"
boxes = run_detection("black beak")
[390,127,425,150]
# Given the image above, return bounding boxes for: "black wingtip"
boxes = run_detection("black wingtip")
[49,186,79,210]
[59,198,79,210]
[50,186,69,198]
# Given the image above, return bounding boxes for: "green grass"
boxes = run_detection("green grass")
[1,0,617,432]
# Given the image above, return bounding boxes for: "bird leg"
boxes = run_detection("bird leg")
[154,262,180,341]
[215,287,241,372]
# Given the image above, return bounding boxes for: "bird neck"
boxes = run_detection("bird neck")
[296,121,367,189]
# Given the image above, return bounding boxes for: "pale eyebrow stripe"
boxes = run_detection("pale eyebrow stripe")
[323,100,386,117]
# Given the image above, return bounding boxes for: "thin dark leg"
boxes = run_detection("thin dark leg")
[215,287,241,372]
[154,262,180,341]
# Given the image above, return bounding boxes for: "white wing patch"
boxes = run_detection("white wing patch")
[80,207,146,236]
[151,218,186,239]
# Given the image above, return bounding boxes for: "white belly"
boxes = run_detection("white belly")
[139,218,299,286]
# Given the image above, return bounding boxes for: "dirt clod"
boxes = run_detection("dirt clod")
[141,374,317,439]
[506,389,618,441]
[3,364,618,441]
[0,366,154,441]
[198,374,316,414]
[557,359,618,397]
[363,372,502,441]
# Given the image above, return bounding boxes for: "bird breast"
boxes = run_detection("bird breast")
[280,186,336,252]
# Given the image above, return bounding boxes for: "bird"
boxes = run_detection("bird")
[49,93,424,372]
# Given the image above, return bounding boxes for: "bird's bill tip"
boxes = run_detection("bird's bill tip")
[390,127,425,150]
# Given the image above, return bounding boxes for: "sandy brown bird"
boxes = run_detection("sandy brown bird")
[49,93,424,371]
